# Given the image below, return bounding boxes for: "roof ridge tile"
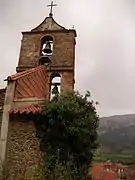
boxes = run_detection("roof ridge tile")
[6,65,45,81]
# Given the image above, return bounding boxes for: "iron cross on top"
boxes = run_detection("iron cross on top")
[47,1,57,17]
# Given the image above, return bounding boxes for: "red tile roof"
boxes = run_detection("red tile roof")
[5,65,47,100]
[92,163,104,180]
[92,163,117,180]
[6,66,45,81]
[102,171,116,180]
[9,105,42,115]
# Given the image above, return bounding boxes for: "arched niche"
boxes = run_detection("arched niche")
[50,72,61,100]
[40,35,53,56]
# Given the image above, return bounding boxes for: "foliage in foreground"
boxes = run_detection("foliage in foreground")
[34,91,99,179]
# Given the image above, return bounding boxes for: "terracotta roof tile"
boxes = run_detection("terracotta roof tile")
[5,65,47,100]
[92,163,104,180]
[102,171,116,180]
[9,105,42,115]
[92,163,117,180]
[6,65,45,81]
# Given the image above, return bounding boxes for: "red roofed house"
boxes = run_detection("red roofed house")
[92,163,117,180]
[91,162,127,180]
[0,3,77,179]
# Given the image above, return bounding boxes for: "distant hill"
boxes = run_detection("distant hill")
[98,114,135,154]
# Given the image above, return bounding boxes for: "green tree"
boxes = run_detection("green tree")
[35,91,99,180]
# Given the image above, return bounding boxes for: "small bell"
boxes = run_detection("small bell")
[52,84,59,95]
[39,56,52,66]
[43,41,52,54]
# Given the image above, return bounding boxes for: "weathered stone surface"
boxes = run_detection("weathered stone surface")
[31,17,65,32]
[16,17,76,95]
[6,116,44,180]
[17,32,75,70]
[17,30,75,96]
[0,89,6,113]
[0,89,6,135]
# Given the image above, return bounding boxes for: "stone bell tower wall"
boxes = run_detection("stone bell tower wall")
[0,11,77,180]
[46,70,74,99]
[17,31,76,72]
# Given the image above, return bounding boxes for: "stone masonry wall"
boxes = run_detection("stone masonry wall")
[61,71,74,92]
[0,89,6,113]
[17,31,75,71]
[0,89,6,134]
[46,71,74,97]
[6,115,44,180]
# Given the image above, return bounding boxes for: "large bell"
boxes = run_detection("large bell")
[43,41,52,54]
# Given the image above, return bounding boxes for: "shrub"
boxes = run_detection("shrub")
[34,91,99,179]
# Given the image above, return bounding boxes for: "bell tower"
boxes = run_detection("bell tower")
[0,3,77,178]
[17,2,77,99]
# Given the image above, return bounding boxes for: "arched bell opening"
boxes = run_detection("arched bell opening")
[40,35,53,56]
[39,56,52,66]
[50,72,61,100]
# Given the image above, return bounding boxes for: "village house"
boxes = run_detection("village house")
[91,162,128,180]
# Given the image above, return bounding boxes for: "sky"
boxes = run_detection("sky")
[0,0,135,117]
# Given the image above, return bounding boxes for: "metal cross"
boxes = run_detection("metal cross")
[47,1,57,17]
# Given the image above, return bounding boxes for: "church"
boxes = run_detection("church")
[0,2,77,179]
